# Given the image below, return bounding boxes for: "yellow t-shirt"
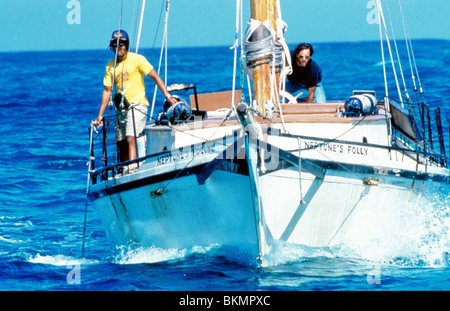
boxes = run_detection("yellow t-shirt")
[103,52,154,106]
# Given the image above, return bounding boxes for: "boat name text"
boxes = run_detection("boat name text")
[304,140,369,156]
[157,145,212,166]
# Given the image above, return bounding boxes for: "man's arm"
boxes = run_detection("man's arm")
[146,69,178,106]
[95,86,112,126]
[299,86,316,103]
[306,86,316,103]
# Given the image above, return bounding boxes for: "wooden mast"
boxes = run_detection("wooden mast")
[250,0,277,117]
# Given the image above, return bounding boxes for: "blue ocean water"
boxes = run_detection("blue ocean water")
[0,40,449,292]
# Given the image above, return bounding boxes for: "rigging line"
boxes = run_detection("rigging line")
[376,0,392,151]
[407,34,423,94]
[377,0,389,111]
[398,0,417,93]
[268,45,286,130]
[385,0,410,103]
[377,0,403,106]
[272,0,289,130]
[397,0,426,128]
[230,0,241,111]
[150,0,166,62]
[400,1,423,95]
[123,1,144,98]
[238,0,252,104]
[110,0,125,105]
[130,0,140,52]
[103,0,125,167]
[164,0,170,87]
[150,0,170,120]
[135,0,147,54]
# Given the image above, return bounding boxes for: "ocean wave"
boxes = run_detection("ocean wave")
[0,236,24,244]
[28,253,98,266]
[373,59,397,67]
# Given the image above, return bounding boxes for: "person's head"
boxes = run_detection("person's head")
[294,43,314,67]
[109,30,130,56]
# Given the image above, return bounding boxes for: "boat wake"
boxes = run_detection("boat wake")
[113,244,205,265]
[112,243,259,267]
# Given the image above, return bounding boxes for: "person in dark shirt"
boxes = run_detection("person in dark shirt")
[286,43,326,103]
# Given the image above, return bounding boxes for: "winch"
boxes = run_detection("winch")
[344,92,378,117]
[156,95,192,125]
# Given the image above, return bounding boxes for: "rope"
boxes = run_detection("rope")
[109,0,125,109]
[377,0,389,111]
[275,0,292,76]
[150,0,170,120]
[230,0,242,112]
[242,6,291,127]
[101,0,126,167]
[385,0,410,103]
[243,19,276,68]
[399,0,422,92]
[150,0,166,60]
[398,0,424,110]
[376,0,403,106]
[135,0,146,53]
[130,0,139,52]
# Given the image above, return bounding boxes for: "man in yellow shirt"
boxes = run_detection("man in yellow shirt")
[95,30,177,165]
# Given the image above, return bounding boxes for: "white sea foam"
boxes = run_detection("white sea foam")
[0,236,23,244]
[113,243,221,265]
[29,253,98,266]
[261,242,338,267]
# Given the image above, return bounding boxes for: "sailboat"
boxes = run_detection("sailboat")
[85,0,449,265]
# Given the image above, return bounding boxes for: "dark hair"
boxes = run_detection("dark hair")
[295,43,314,56]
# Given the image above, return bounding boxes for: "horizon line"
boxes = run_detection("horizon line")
[1,38,448,54]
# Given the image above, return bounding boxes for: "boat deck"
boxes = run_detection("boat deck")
[147,101,389,132]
